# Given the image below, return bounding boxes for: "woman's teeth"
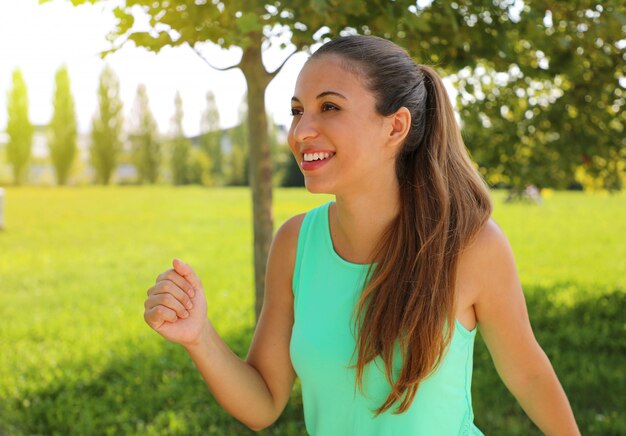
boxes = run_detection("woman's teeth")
[303,152,332,162]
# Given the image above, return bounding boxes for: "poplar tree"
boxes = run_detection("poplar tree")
[48,65,77,185]
[130,84,160,184]
[228,97,249,186]
[170,91,191,185]
[90,65,124,185]
[6,69,33,185]
[199,91,223,184]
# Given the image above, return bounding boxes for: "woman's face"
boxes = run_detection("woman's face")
[288,55,398,195]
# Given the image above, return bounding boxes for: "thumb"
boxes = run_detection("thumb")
[172,258,203,291]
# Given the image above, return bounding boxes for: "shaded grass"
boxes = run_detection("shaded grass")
[0,186,623,434]
[473,284,625,435]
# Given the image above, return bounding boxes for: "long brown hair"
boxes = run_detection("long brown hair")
[311,36,492,414]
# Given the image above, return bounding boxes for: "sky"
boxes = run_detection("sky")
[0,0,310,137]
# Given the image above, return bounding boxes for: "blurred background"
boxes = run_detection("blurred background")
[0,0,624,434]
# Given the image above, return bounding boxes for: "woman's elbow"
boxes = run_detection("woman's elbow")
[242,410,282,432]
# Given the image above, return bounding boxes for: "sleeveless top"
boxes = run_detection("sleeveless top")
[289,202,484,436]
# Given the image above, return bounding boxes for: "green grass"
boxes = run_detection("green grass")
[0,186,624,435]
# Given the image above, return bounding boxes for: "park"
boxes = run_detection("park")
[0,0,624,434]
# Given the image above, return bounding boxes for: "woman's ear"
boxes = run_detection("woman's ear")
[385,107,411,151]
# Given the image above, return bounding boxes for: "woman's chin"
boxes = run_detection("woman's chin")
[304,179,333,195]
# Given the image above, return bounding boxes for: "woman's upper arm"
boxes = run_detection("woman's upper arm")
[245,214,304,417]
[471,219,550,393]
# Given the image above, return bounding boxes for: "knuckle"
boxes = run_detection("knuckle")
[157,281,172,293]
[155,305,168,318]
[182,295,191,307]
[156,269,173,283]
[160,293,174,306]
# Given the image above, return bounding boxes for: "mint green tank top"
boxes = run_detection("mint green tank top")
[289,202,484,435]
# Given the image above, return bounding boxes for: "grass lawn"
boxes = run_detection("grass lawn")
[0,186,624,435]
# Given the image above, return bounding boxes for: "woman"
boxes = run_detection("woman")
[144,35,579,435]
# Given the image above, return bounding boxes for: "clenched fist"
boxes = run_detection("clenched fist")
[144,259,209,347]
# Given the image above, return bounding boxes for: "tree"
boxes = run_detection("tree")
[60,0,623,318]
[48,65,78,186]
[187,146,214,187]
[282,155,305,187]
[228,97,249,186]
[5,68,33,186]
[199,91,224,185]
[170,91,192,185]
[454,1,626,192]
[90,65,124,185]
[130,84,160,184]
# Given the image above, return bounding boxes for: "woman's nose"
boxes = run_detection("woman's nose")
[291,112,319,144]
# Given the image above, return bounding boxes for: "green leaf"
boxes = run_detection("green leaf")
[236,12,261,34]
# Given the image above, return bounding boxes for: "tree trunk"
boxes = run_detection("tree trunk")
[241,40,273,322]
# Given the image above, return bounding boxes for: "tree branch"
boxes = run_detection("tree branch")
[267,48,299,80]
[192,46,241,72]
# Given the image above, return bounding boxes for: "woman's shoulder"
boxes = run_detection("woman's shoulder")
[270,214,307,265]
[458,217,519,299]
[275,214,307,244]
[273,201,331,248]
[467,217,510,255]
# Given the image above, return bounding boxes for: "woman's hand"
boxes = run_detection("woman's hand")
[144,258,209,347]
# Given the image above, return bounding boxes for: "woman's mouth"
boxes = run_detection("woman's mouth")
[301,151,335,171]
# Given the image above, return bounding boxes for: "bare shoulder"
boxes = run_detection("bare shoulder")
[462,217,513,264]
[271,214,306,258]
[467,217,510,253]
[266,214,306,285]
[457,217,519,303]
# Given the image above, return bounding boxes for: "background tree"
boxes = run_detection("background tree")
[5,68,33,186]
[267,112,302,188]
[130,84,160,184]
[199,91,223,185]
[228,97,249,186]
[48,65,77,186]
[281,155,305,188]
[187,146,214,187]
[455,1,626,192]
[169,91,192,185]
[61,0,625,318]
[90,65,124,185]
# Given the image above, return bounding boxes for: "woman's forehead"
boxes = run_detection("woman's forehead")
[293,56,369,101]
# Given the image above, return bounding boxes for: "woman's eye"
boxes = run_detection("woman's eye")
[322,103,338,112]
[290,107,303,116]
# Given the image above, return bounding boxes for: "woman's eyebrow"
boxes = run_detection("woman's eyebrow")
[291,91,348,103]
[316,91,348,100]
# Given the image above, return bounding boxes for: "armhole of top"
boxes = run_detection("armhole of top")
[292,207,315,299]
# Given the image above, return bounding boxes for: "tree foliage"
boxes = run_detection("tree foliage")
[130,84,160,184]
[455,1,626,191]
[5,68,33,186]
[48,65,78,186]
[90,65,124,185]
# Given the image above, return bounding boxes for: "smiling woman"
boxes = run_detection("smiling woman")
[143,35,580,435]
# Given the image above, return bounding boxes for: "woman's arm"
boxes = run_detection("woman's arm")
[144,214,304,431]
[466,219,579,436]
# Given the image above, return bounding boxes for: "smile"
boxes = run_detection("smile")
[303,152,334,162]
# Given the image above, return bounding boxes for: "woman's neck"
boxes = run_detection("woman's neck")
[330,183,400,265]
